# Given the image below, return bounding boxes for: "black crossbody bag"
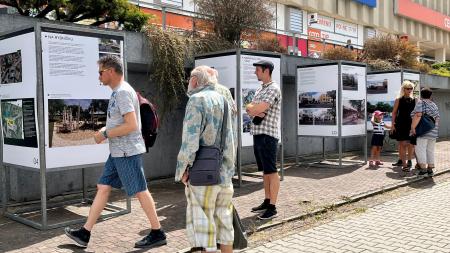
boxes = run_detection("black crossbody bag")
[189,101,228,186]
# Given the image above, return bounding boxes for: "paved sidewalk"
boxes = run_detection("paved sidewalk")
[244,179,450,253]
[1,139,450,252]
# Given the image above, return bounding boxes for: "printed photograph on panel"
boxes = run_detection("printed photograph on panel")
[0,50,22,84]
[342,72,358,91]
[98,38,121,58]
[367,100,394,122]
[299,108,336,125]
[367,78,388,94]
[242,88,256,133]
[1,100,24,139]
[343,99,365,125]
[298,90,336,108]
[48,99,108,147]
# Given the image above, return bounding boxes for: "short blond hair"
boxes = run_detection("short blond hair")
[397,80,415,98]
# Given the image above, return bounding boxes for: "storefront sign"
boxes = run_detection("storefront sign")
[308,28,359,46]
[309,14,334,33]
[335,20,358,37]
[395,0,450,32]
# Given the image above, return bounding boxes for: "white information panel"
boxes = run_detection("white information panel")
[341,64,367,136]
[297,64,339,137]
[366,71,402,130]
[0,29,40,168]
[41,28,124,169]
[195,54,237,91]
[240,54,281,147]
[403,71,420,97]
[195,52,281,147]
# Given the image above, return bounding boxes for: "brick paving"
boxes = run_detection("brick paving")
[1,139,450,252]
[244,179,450,253]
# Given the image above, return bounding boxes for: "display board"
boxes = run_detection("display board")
[239,53,281,147]
[0,28,40,168]
[41,27,124,169]
[341,64,366,136]
[403,71,420,97]
[366,71,402,131]
[195,51,281,147]
[297,64,339,137]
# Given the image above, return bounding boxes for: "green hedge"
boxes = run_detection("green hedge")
[430,61,450,77]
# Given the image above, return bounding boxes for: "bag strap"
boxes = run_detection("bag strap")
[214,98,228,151]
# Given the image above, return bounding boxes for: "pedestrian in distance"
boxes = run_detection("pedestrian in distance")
[390,81,416,172]
[246,60,282,220]
[64,55,166,249]
[176,65,237,253]
[410,87,440,177]
[369,110,391,167]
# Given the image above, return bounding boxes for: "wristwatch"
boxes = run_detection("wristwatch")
[102,130,108,139]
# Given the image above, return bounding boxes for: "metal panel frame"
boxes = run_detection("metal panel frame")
[1,23,131,230]
[295,61,367,167]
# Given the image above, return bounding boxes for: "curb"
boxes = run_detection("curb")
[178,168,450,253]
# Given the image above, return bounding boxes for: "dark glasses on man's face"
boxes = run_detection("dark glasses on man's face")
[99,68,110,76]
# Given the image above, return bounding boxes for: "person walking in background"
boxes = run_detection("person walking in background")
[369,111,391,167]
[246,60,281,220]
[64,55,166,249]
[176,66,237,253]
[391,81,416,172]
[410,88,440,177]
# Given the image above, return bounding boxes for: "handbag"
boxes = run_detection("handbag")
[232,204,248,250]
[189,101,228,186]
[415,101,435,137]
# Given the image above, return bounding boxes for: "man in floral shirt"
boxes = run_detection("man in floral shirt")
[176,65,237,253]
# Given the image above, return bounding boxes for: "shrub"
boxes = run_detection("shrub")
[361,34,420,70]
[430,61,450,77]
[322,47,357,61]
[366,59,396,71]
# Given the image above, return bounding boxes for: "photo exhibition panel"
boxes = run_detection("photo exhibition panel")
[41,27,124,169]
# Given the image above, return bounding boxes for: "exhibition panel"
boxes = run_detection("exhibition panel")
[0,28,40,169]
[341,63,367,136]
[41,27,124,169]
[297,63,339,137]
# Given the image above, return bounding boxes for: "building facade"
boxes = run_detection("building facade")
[129,0,450,62]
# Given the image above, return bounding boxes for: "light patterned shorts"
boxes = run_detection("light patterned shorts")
[185,183,234,252]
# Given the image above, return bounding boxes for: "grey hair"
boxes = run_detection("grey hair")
[191,65,214,87]
[98,55,123,75]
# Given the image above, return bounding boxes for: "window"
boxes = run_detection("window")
[288,8,303,33]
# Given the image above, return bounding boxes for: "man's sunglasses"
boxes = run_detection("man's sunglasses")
[99,68,110,76]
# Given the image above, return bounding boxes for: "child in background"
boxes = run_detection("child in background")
[370,110,391,166]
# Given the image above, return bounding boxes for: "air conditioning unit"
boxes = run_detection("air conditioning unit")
[309,13,318,25]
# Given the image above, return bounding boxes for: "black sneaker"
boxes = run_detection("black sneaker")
[427,169,434,177]
[392,160,403,166]
[258,208,278,220]
[64,227,90,248]
[417,170,428,177]
[407,160,412,168]
[251,199,270,213]
[135,229,167,249]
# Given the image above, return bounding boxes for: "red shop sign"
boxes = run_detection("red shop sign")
[395,0,450,32]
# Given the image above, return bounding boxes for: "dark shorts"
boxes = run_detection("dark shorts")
[98,154,148,196]
[253,134,278,174]
[371,134,384,147]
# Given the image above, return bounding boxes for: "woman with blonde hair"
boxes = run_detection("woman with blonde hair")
[391,81,416,172]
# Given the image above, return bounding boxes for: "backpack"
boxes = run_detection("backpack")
[136,92,159,152]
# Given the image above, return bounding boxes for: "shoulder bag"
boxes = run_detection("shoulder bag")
[189,101,228,186]
[415,101,435,137]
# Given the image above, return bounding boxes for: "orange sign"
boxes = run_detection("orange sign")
[395,0,450,32]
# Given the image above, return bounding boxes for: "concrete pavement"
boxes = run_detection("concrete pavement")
[244,180,450,253]
[1,139,450,252]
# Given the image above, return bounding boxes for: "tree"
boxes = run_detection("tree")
[195,0,274,45]
[0,0,151,32]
